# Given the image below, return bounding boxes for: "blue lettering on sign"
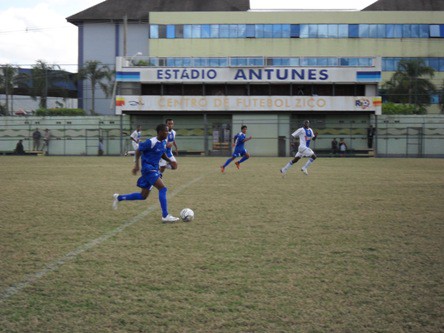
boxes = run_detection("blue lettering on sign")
[156,69,218,80]
[234,69,247,80]
[156,68,330,81]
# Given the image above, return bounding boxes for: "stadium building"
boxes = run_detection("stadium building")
[67,0,444,156]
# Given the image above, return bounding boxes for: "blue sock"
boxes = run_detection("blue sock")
[223,158,233,168]
[238,156,249,164]
[159,187,168,218]
[118,193,144,201]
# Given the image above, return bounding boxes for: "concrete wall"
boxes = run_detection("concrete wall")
[1,115,443,157]
[0,116,130,156]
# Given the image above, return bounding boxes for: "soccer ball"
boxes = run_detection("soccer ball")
[180,208,194,222]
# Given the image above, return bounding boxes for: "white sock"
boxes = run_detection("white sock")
[283,161,293,171]
[303,158,314,170]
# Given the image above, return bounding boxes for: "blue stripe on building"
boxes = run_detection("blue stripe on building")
[116,72,141,81]
[356,71,381,82]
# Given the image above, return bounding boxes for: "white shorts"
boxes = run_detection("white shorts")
[295,146,314,158]
[159,154,177,167]
[132,142,139,151]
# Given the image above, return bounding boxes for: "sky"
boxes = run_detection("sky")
[0,0,377,72]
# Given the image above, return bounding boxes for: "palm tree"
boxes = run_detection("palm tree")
[439,80,444,114]
[17,60,70,109]
[0,65,18,115]
[78,61,113,115]
[383,59,436,111]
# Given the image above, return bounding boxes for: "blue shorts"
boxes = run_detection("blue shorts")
[137,170,160,189]
[232,147,247,158]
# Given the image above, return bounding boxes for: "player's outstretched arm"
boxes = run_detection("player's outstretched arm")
[132,150,141,175]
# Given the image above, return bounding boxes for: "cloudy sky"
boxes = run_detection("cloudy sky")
[0,0,377,72]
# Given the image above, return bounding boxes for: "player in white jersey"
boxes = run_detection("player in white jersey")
[159,119,178,174]
[130,125,142,151]
[280,120,318,176]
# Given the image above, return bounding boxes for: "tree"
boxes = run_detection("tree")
[78,61,113,115]
[17,60,70,109]
[0,65,18,115]
[439,80,444,114]
[383,59,436,112]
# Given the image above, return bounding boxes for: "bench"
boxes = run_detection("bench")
[0,151,40,156]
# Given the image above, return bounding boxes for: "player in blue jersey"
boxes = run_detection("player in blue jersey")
[113,124,179,223]
[220,125,252,173]
[280,120,318,176]
[159,118,178,175]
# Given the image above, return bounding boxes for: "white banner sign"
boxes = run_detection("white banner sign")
[116,67,381,83]
[116,95,382,114]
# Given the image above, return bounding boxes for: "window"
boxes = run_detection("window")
[282,24,290,38]
[227,84,248,95]
[368,24,378,38]
[157,25,166,38]
[440,58,444,72]
[290,24,300,38]
[229,25,239,38]
[163,84,182,95]
[359,24,370,38]
[183,84,203,95]
[376,24,386,38]
[308,25,318,38]
[175,25,184,38]
[255,24,264,38]
[219,24,229,38]
[246,24,255,38]
[428,58,439,71]
[272,24,282,38]
[205,84,225,96]
[184,25,192,38]
[210,25,219,38]
[410,24,420,38]
[191,25,201,38]
[387,24,402,38]
[263,25,273,38]
[349,24,359,38]
[166,25,175,38]
[250,84,269,95]
[150,25,159,39]
[238,25,247,38]
[327,24,338,38]
[318,24,328,38]
[419,25,429,38]
[270,84,291,96]
[338,25,348,38]
[430,25,440,37]
[300,25,309,38]
[142,84,161,95]
[201,25,211,38]
[313,85,333,96]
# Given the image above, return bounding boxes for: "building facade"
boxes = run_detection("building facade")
[67,0,444,156]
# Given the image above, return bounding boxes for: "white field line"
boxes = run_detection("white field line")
[0,174,205,304]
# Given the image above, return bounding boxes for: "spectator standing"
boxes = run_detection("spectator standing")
[367,125,376,149]
[32,128,42,151]
[339,138,348,157]
[98,138,104,156]
[43,129,51,155]
[331,138,338,155]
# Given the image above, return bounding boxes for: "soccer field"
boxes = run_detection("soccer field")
[0,156,443,332]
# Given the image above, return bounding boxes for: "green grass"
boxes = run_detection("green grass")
[0,156,443,332]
